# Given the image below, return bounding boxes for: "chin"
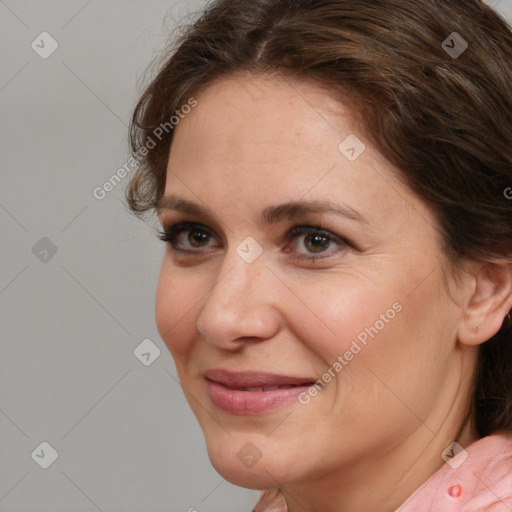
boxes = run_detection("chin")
[204,434,295,490]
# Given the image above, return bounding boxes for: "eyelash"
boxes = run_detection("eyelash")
[157,221,351,261]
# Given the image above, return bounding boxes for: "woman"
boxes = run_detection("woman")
[125,0,512,510]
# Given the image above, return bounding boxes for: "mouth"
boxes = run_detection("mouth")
[203,368,316,415]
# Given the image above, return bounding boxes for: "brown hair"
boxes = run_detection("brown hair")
[125,0,512,437]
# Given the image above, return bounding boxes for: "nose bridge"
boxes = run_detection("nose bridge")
[212,254,256,308]
[196,249,278,345]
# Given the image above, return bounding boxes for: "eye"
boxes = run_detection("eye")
[157,221,351,261]
[284,225,349,259]
[157,221,218,253]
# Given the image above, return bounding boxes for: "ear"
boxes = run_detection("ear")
[458,260,512,346]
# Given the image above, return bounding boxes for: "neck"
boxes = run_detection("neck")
[283,424,478,512]
[282,359,479,512]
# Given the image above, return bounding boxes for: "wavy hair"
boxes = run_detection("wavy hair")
[125,0,512,437]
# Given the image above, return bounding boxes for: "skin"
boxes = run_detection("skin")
[154,72,512,512]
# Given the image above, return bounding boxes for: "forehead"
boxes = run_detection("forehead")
[163,72,432,232]
[173,72,349,155]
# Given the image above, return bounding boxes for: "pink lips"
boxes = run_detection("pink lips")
[204,368,315,415]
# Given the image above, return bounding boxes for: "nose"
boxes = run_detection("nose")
[195,252,281,349]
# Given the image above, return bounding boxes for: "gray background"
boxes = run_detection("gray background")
[1,1,511,511]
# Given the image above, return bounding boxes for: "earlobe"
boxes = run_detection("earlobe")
[458,261,512,346]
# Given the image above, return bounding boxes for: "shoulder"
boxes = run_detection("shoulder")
[250,435,512,512]
[399,432,512,511]
[461,432,512,511]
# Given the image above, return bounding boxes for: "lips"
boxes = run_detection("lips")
[203,368,316,415]
[203,368,315,389]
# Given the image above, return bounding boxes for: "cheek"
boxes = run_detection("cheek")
[319,273,451,426]
[286,274,400,363]
[292,268,446,393]
[155,262,199,357]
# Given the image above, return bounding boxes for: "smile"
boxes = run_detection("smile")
[203,369,315,415]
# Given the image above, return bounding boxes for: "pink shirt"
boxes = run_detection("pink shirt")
[252,433,512,512]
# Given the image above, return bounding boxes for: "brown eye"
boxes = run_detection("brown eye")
[303,234,332,253]
[157,222,219,253]
[285,225,350,260]
[188,230,210,247]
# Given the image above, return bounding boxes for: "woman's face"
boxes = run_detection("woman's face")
[155,73,473,490]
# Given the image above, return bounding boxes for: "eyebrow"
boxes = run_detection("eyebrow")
[156,194,370,225]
